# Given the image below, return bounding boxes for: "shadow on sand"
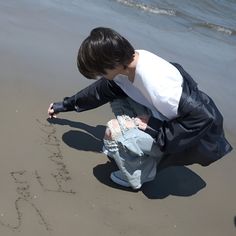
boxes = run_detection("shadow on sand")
[93,160,206,199]
[48,118,206,199]
[48,117,106,152]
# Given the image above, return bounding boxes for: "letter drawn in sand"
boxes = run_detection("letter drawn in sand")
[0,120,76,232]
[35,119,76,194]
[0,170,51,231]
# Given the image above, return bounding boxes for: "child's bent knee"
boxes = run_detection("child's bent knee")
[104,119,121,141]
[104,116,137,141]
[104,127,112,140]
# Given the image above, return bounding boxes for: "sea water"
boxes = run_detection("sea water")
[113,0,236,45]
[15,0,236,44]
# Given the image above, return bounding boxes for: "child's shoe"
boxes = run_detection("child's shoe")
[110,170,141,189]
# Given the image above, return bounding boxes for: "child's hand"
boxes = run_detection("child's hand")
[134,115,150,131]
[48,103,58,118]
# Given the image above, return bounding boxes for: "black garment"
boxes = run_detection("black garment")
[62,78,127,112]
[60,63,232,167]
[150,63,232,167]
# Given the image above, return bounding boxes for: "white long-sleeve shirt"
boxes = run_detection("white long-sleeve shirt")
[114,50,183,120]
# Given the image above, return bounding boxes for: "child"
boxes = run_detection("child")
[48,27,232,189]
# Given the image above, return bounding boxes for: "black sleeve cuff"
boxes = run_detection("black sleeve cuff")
[147,116,163,131]
[144,127,159,138]
[52,102,67,113]
[142,116,163,139]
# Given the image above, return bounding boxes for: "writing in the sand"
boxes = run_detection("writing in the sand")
[35,119,76,194]
[0,120,75,232]
[0,170,51,231]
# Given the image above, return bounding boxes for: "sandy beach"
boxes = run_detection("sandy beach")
[0,0,235,235]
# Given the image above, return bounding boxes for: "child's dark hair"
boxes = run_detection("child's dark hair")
[77,27,135,79]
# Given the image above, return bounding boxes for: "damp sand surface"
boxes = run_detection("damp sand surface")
[0,0,235,235]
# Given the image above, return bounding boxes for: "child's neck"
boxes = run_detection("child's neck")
[122,52,139,82]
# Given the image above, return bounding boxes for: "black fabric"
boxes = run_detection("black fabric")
[143,125,159,138]
[147,116,163,131]
[55,63,232,166]
[153,63,232,166]
[52,102,67,113]
[62,78,127,112]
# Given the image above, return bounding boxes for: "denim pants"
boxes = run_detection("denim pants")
[103,98,163,189]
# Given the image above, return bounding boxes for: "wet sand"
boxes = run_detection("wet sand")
[0,0,235,235]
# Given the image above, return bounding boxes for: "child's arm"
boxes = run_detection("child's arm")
[48,78,127,118]
[134,108,213,155]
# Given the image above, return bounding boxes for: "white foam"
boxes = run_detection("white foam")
[116,0,176,16]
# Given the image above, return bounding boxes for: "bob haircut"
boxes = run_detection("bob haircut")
[77,27,135,79]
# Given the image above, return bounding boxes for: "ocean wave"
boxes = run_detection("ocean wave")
[194,22,236,36]
[114,0,236,39]
[115,0,176,16]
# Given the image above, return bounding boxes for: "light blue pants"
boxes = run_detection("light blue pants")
[103,98,163,189]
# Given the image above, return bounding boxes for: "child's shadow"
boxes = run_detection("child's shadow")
[48,118,206,199]
[48,118,106,153]
[93,160,206,199]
